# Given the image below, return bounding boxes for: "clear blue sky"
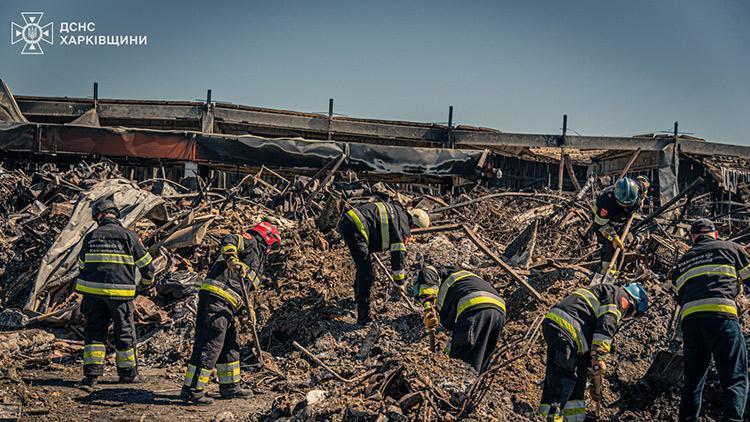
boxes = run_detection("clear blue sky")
[2,0,748,144]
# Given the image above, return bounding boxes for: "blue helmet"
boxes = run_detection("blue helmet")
[623,282,648,315]
[614,177,639,206]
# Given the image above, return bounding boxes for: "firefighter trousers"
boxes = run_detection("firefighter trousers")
[679,317,748,422]
[339,216,374,319]
[539,321,588,421]
[182,292,241,399]
[449,307,505,373]
[81,295,137,379]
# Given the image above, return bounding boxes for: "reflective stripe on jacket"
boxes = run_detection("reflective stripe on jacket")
[673,237,750,321]
[76,218,155,300]
[414,265,506,331]
[545,283,629,355]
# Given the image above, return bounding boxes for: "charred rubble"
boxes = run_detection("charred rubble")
[0,153,747,421]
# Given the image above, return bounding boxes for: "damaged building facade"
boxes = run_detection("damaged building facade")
[2,78,750,420]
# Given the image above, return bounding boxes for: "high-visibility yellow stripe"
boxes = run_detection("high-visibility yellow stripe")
[200,283,241,309]
[183,364,197,386]
[419,286,438,296]
[545,311,584,354]
[346,209,369,242]
[390,242,406,252]
[573,288,600,313]
[375,202,390,251]
[592,333,612,353]
[675,264,737,293]
[455,295,506,320]
[76,281,135,298]
[596,304,622,322]
[84,253,135,265]
[216,361,241,384]
[682,304,738,319]
[593,213,609,226]
[134,252,153,268]
[392,270,406,281]
[116,349,136,368]
[437,271,476,310]
[740,264,750,281]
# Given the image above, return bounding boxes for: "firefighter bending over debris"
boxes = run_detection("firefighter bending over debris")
[76,199,155,390]
[181,222,281,405]
[539,282,648,421]
[412,264,506,373]
[338,201,430,325]
[673,219,750,422]
[591,176,649,281]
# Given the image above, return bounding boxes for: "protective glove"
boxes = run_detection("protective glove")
[247,305,257,326]
[423,307,438,330]
[612,235,625,251]
[230,261,247,279]
[591,356,606,375]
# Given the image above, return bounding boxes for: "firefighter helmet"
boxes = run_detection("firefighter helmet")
[408,208,431,229]
[248,221,281,252]
[92,198,120,220]
[613,177,639,206]
[623,282,648,315]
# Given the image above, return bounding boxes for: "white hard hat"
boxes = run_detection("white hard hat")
[408,208,431,229]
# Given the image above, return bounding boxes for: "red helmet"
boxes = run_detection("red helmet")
[248,222,281,252]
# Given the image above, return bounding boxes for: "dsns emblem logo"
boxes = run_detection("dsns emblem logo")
[11,12,54,55]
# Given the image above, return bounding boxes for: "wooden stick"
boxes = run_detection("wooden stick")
[292,341,375,384]
[617,148,642,179]
[462,225,542,302]
[372,254,420,313]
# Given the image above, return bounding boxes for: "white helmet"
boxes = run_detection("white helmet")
[407,208,430,229]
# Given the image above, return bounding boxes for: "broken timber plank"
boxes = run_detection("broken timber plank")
[462,225,542,302]
[412,223,463,235]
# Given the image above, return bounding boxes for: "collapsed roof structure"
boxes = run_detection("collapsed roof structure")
[1,79,750,420]
[2,79,750,209]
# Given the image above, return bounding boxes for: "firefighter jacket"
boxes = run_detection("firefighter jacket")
[592,187,638,241]
[544,283,631,355]
[75,217,155,300]
[343,201,411,283]
[200,232,266,311]
[414,265,506,332]
[672,236,750,322]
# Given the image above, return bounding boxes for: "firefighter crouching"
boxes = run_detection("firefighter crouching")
[181,222,281,405]
[338,201,430,325]
[76,199,155,389]
[539,282,648,421]
[412,264,506,373]
[673,219,750,422]
[591,176,649,280]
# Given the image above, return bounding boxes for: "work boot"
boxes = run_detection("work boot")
[219,384,253,399]
[78,376,99,392]
[180,387,214,406]
[356,306,372,326]
[118,374,142,384]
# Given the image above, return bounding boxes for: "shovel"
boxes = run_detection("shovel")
[644,304,684,385]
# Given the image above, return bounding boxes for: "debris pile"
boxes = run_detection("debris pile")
[0,160,747,420]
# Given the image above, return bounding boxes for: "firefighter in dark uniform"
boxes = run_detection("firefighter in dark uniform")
[539,282,648,421]
[591,176,649,280]
[181,221,281,405]
[412,264,506,373]
[76,199,155,389]
[338,202,430,325]
[673,219,750,422]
